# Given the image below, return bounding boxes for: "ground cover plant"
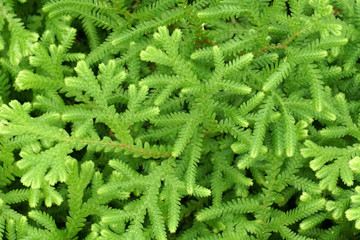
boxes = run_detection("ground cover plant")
[1,0,360,239]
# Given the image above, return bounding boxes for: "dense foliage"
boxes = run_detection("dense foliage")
[1,0,360,239]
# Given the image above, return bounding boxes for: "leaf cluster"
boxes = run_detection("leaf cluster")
[1,0,360,239]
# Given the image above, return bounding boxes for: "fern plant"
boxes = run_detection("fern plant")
[1,0,360,239]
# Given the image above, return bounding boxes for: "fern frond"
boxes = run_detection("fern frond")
[65,159,94,238]
[215,79,252,95]
[249,96,274,158]
[197,5,250,20]
[5,218,16,240]
[300,212,329,231]
[172,120,198,158]
[282,106,296,157]
[262,61,291,92]
[185,131,203,194]
[43,0,126,30]
[28,210,57,232]
[272,120,285,156]
[223,53,254,76]
[82,18,100,50]
[289,48,328,64]
[151,112,190,127]
[16,70,62,91]
[111,8,184,46]
[306,64,325,112]
[191,35,257,61]
[252,53,279,68]
[0,1,39,65]
[3,189,29,204]
[0,71,10,103]
[166,185,181,233]
[285,176,320,194]
[211,161,223,206]
[238,92,265,114]
[133,0,179,21]
[282,198,326,226]
[196,197,261,221]
[146,184,167,240]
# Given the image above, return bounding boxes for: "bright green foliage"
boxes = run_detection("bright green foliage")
[2,0,360,239]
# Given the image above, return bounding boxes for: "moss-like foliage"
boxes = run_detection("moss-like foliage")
[1,0,360,239]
